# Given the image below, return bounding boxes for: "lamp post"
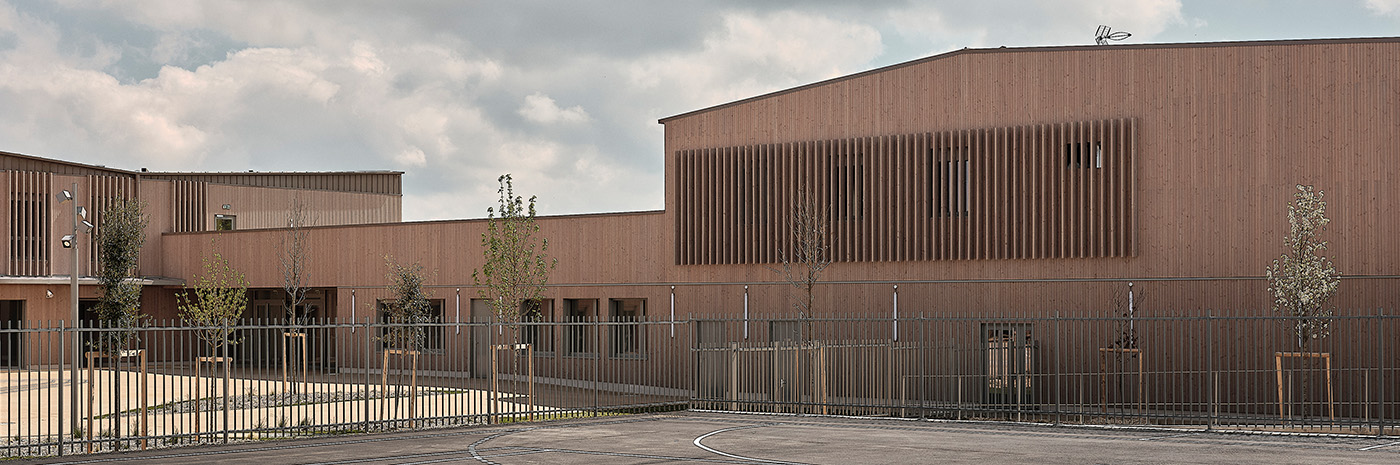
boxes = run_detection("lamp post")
[57,184,93,435]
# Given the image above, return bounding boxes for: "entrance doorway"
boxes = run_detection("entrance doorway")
[0,300,22,367]
[982,323,1036,408]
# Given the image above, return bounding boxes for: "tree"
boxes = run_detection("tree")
[473,174,556,340]
[176,244,248,440]
[1265,184,1340,351]
[379,258,432,353]
[177,247,249,360]
[90,198,148,446]
[769,191,832,341]
[279,198,312,325]
[93,198,149,354]
[278,198,313,393]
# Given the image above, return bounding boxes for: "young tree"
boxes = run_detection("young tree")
[769,191,832,341]
[177,248,249,359]
[379,258,432,353]
[90,198,148,444]
[473,174,556,341]
[279,198,312,325]
[93,198,149,354]
[1265,184,1340,351]
[176,245,248,440]
[278,198,312,393]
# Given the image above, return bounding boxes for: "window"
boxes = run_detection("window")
[828,155,865,221]
[376,299,445,353]
[932,146,971,218]
[769,320,801,344]
[520,299,554,353]
[1065,141,1102,169]
[563,299,597,356]
[609,298,646,357]
[215,214,237,231]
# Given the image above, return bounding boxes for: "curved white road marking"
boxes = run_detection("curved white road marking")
[693,425,813,465]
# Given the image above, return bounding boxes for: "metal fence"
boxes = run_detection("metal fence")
[2,311,1396,458]
[1,318,690,457]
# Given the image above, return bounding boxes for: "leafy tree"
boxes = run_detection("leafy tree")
[379,258,432,353]
[1265,184,1340,351]
[177,247,249,359]
[473,174,555,340]
[93,198,149,354]
[769,191,831,341]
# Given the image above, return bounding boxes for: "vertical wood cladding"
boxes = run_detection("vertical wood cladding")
[675,118,1137,265]
[87,175,137,274]
[171,180,207,233]
[6,171,53,275]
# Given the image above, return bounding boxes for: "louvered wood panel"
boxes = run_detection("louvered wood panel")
[672,119,1137,265]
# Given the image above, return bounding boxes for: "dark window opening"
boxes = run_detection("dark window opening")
[828,154,865,221]
[932,147,971,218]
[376,299,445,353]
[1065,142,1102,169]
[564,299,597,356]
[609,298,646,357]
[520,299,554,353]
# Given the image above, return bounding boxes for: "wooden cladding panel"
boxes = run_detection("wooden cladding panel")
[6,170,53,276]
[674,118,1137,265]
[87,175,137,274]
[171,180,207,233]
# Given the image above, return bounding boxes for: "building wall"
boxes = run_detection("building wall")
[659,38,1400,314]
[204,184,400,230]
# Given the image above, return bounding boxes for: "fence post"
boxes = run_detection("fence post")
[1207,310,1214,431]
[363,317,372,432]
[1379,307,1386,437]
[1054,312,1061,426]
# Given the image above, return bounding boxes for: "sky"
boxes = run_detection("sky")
[0,1,1397,221]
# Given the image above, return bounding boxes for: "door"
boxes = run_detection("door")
[982,323,1035,408]
[470,299,494,378]
[0,300,22,367]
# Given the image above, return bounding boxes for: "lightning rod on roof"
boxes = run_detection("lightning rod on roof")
[1095,25,1131,45]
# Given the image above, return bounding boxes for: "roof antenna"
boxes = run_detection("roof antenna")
[1095,25,1131,45]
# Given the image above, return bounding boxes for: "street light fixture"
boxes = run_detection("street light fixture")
[56,184,93,435]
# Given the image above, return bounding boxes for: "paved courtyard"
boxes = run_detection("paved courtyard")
[13,411,1400,464]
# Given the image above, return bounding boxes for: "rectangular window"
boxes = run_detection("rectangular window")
[376,299,445,353]
[520,299,554,353]
[1065,142,1102,169]
[609,298,646,357]
[215,214,237,231]
[828,154,865,221]
[563,298,597,356]
[769,320,801,344]
[932,147,971,218]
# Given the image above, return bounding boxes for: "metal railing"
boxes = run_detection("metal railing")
[2,311,1396,458]
[1,318,689,457]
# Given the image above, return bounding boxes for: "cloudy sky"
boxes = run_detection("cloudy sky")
[1,1,1397,221]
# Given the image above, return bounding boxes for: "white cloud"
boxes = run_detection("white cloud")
[1364,0,1400,15]
[888,0,1186,52]
[626,10,884,115]
[519,92,591,124]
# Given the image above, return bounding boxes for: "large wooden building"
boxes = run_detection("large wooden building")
[3,37,1398,379]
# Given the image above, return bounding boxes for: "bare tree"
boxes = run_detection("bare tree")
[279,198,312,325]
[278,198,312,393]
[769,191,832,341]
[1265,184,1340,351]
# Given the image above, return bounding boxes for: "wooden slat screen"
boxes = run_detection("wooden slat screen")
[6,170,53,275]
[87,175,138,274]
[171,180,207,233]
[674,118,1137,265]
